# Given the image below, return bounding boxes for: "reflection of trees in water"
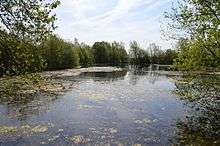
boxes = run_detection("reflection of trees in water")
[81,70,128,82]
[80,66,161,86]
[146,71,160,84]
[128,65,160,85]
[129,67,147,85]
[174,75,220,145]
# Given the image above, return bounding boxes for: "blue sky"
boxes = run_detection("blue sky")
[55,0,176,50]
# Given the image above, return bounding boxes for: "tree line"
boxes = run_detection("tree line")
[0,32,129,76]
[0,0,177,78]
[1,0,218,77]
[42,36,130,70]
[129,41,177,67]
[1,28,177,77]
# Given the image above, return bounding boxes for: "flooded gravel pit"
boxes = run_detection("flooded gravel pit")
[0,70,219,145]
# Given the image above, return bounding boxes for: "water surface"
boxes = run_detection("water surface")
[0,70,218,145]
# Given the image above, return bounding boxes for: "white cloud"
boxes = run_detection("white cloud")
[55,0,175,50]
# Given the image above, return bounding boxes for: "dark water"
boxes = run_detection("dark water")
[0,70,219,146]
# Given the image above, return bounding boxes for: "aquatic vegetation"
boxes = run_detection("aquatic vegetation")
[21,124,31,129]
[173,75,220,144]
[174,75,220,101]
[79,92,107,101]
[31,125,48,133]
[132,144,142,146]
[0,74,63,103]
[0,70,219,145]
[48,135,60,142]
[0,124,52,137]
[69,135,86,144]
[0,126,17,135]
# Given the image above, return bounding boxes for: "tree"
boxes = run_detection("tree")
[42,35,79,70]
[111,41,128,65]
[163,49,178,65]
[174,39,219,70]
[91,41,128,66]
[76,42,94,67]
[148,43,163,64]
[92,42,111,65]
[165,0,220,70]
[0,30,44,76]
[0,0,60,42]
[0,0,60,76]
[129,41,140,64]
[129,41,150,66]
[61,42,79,69]
[138,49,150,66]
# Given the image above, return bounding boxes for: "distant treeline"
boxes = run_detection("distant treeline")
[129,41,177,66]
[1,0,219,77]
[0,31,177,76]
[0,33,126,76]
[42,36,130,70]
[0,0,177,77]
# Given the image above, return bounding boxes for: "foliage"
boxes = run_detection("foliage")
[110,41,129,65]
[174,39,219,71]
[148,43,177,65]
[92,41,111,65]
[0,0,60,42]
[163,49,178,65]
[0,30,45,76]
[0,0,60,77]
[129,41,176,66]
[73,39,94,67]
[92,41,128,66]
[41,35,79,70]
[129,41,150,66]
[165,0,220,70]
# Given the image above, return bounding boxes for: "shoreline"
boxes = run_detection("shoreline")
[42,66,124,78]
[42,67,220,78]
[0,66,219,102]
[0,67,124,102]
[1,66,219,80]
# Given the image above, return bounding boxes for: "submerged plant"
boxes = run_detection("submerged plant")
[0,73,64,103]
[173,75,220,144]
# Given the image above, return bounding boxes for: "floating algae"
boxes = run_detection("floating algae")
[31,125,48,133]
[69,135,85,144]
[0,124,50,136]
[80,92,106,101]
[132,144,142,146]
[0,126,17,135]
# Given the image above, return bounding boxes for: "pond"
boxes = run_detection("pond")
[0,69,219,145]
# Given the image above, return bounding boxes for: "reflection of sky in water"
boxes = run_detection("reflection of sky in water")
[0,71,189,145]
